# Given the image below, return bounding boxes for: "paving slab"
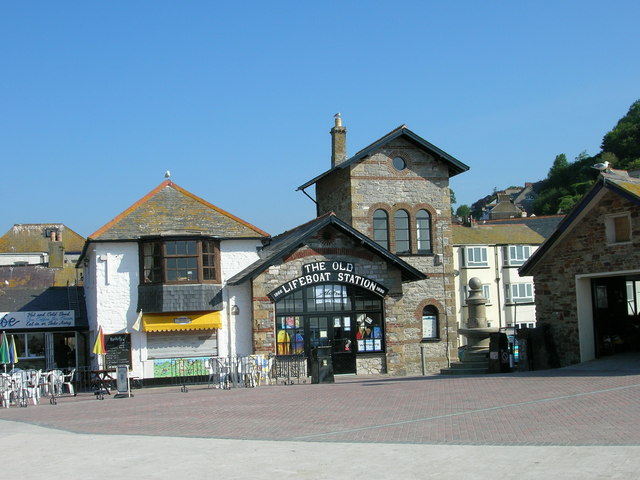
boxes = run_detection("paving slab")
[2,353,640,478]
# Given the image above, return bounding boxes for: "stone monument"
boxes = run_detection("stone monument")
[457,277,499,362]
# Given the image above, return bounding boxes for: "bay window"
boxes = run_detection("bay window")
[463,246,488,267]
[141,238,220,284]
[505,283,534,303]
[504,245,532,266]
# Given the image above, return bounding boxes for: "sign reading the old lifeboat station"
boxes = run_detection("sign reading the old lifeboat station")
[268,261,388,301]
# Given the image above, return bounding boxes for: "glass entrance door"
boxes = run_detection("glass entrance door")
[275,283,384,376]
[331,315,356,374]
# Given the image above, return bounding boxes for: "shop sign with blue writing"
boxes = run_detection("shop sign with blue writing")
[268,261,388,301]
[0,310,75,329]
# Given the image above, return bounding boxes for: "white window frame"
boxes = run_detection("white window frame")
[421,307,439,340]
[463,246,488,267]
[605,213,632,245]
[504,245,532,266]
[505,283,534,303]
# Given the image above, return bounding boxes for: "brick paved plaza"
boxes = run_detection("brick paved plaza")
[3,356,640,446]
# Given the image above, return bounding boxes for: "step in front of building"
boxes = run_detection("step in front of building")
[440,361,489,375]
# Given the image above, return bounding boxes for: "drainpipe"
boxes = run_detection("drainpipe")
[438,214,450,368]
[228,293,235,358]
[494,245,503,329]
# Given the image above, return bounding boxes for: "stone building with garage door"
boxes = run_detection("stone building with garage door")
[520,169,640,366]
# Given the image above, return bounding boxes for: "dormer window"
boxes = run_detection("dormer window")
[141,239,220,284]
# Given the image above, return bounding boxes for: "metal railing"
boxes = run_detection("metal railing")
[272,354,308,385]
[59,355,310,393]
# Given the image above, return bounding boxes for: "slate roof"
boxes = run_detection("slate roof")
[452,224,545,245]
[88,180,270,241]
[227,213,427,285]
[480,216,565,240]
[520,169,640,275]
[297,125,470,191]
[0,224,85,253]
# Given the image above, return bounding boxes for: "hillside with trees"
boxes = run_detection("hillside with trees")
[533,99,639,215]
[458,100,640,218]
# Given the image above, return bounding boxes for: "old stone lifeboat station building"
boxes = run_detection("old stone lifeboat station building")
[80,117,468,379]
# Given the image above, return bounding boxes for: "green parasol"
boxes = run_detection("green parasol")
[0,331,10,371]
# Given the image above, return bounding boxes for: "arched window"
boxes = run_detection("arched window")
[394,210,410,254]
[373,209,389,250]
[416,209,432,254]
[422,305,439,340]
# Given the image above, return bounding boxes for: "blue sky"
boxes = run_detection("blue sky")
[1,1,639,238]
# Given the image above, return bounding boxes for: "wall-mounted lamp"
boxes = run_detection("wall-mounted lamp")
[231,305,240,316]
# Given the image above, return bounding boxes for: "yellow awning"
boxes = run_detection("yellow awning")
[143,311,223,332]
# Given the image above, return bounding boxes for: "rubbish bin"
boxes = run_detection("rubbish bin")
[488,332,511,373]
[311,346,334,384]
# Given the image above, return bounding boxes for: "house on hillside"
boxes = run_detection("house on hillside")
[520,169,640,366]
[77,180,269,381]
[475,182,541,220]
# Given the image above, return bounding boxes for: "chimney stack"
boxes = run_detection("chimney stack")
[330,113,347,168]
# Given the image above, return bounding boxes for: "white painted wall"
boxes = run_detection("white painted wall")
[0,253,47,265]
[220,239,262,357]
[83,238,262,378]
[84,242,142,374]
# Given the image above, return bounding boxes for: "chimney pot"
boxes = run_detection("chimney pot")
[330,114,347,168]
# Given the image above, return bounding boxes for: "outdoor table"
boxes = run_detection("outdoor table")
[91,369,116,399]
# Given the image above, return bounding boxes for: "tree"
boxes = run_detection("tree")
[601,100,640,167]
[455,205,471,218]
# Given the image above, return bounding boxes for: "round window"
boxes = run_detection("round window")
[392,156,406,171]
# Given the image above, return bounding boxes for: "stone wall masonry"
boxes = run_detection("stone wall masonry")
[530,191,640,366]
[251,228,411,375]
[316,168,353,223]
[307,135,457,374]
[357,354,385,374]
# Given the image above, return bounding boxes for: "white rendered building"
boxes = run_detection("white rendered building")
[78,180,268,381]
[453,222,544,336]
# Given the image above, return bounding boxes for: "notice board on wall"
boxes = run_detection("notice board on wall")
[104,334,132,369]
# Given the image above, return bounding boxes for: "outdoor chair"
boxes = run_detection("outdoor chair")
[9,370,28,407]
[62,368,76,395]
[207,357,230,389]
[23,369,41,405]
[38,370,52,396]
[0,374,11,408]
[49,369,64,396]
[238,356,256,388]
[253,355,273,386]
[259,356,274,386]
